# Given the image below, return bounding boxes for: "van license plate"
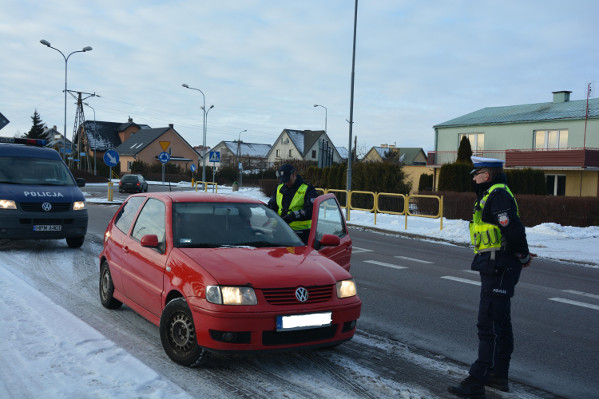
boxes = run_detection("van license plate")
[34,225,62,232]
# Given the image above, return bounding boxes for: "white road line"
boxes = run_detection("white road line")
[562,290,599,300]
[463,270,479,275]
[352,246,373,254]
[549,298,599,311]
[394,255,433,264]
[364,260,408,270]
[441,276,481,286]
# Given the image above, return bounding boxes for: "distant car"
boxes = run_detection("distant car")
[98,192,361,366]
[119,174,148,193]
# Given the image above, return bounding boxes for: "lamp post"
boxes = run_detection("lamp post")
[182,84,214,183]
[237,129,247,187]
[40,39,92,161]
[313,104,327,134]
[83,102,96,175]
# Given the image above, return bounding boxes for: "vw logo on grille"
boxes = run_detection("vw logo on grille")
[295,287,309,302]
[41,202,52,212]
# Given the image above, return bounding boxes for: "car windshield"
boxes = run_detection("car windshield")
[172,202,304,248]
[0,156,75,186]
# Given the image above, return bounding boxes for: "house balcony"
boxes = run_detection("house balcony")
[427,148,599,169]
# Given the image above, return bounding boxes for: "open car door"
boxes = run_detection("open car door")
[307,193,352,271]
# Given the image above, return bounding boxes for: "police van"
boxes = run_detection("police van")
[0,137,88,248]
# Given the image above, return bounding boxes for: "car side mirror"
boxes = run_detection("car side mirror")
[140,234,159,248]
[76,178,86,187]
[318,234,340,247]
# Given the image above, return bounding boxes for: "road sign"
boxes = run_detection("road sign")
[158,151,170,164]
[0,112,9,131]
[209,151,220,162]
[103,149,119,167]
[190,164,197,172]
[159,141,170,151]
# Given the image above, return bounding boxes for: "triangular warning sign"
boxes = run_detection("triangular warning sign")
[159,141,170,151]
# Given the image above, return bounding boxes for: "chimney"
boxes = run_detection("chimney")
[128,116,133,123]
[552,91,571,103]
[169,123,174,128]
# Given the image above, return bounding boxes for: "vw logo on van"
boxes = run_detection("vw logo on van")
[295,287,309,302]
[41,202,52,212]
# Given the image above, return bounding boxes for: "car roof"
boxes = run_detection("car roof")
[130,192,264,204]
[0,144,62,160]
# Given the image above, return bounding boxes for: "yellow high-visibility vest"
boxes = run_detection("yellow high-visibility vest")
[276,183,311,230]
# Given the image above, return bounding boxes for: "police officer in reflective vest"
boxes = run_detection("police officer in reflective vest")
[267,164,318,244]
[449,156,533,399]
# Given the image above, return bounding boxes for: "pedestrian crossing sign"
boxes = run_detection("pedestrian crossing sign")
[209,151,220,162]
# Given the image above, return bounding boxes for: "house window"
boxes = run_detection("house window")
[535,130,568,150]
[127,161,133,171]
[312,150,317,159]
[458,133,484,152]
[288,149,293,157]
[276,149,280,157]
[546,174,566,196]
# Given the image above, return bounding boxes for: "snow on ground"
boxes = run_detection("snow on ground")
[1,182,597,399]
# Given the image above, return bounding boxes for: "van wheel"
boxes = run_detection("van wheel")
[160,298,208,367]
[99,261,122,309]
[66,236,84,248]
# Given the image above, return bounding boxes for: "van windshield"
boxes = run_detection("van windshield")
[0,157,76,186]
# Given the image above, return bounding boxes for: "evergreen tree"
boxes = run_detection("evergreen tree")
[24,110,50,141]
[456,136,473,164]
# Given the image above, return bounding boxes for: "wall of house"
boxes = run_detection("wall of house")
[561,170,599,197]
[118,126,140,145]
[403,165,434,194]
[436,119,599,155]
[267,132,300,164]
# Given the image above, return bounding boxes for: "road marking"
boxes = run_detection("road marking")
[549,298,599,311]
[463,270,479,275]
[364,260,407,270]
[352,246,373,254]
[441,276,481,286]
[562,290,599,300]
[394,255,433,264]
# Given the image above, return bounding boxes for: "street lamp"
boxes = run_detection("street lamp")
[182,83,214,183]
[83,102,96,175]
[237,129,247,187]
[313,104,327,134]
[40,39,92,161]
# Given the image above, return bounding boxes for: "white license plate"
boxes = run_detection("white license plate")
[276,312,332,331]
[33,225,62,232]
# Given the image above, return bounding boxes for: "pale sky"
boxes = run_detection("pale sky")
[1,0,597,154]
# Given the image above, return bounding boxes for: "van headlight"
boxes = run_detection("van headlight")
[0,200,17,210]
[206,286,257,305]
[336,279,357,298]
[73,201,86,211]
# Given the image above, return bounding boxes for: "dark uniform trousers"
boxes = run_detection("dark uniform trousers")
[469,253,522,382]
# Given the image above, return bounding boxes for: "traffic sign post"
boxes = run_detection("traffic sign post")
[209,151,220,191]
[158,151,170,184]
[103,150,120,199]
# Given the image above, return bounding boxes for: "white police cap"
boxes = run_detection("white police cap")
[471,156,505,174]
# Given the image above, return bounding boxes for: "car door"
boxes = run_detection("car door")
[307,193,352,271]
[121,197,167,317]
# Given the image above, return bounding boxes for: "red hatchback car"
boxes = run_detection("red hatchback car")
[99,192,361,366]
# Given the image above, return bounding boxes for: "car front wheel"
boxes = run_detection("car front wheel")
[160,298,207,367]
[99,261,122,309]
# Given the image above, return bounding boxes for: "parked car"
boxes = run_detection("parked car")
[119,174,148,193]
[99,192,360,366]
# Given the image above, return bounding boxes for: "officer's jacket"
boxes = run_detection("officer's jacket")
[267,175,317,230]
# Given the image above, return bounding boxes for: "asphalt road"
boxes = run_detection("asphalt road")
[85,198,599,398]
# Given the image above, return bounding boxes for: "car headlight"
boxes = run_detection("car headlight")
[206,285,257,305]
[0,200,17,210]
[336,279,357,298]
[73,201,86,211]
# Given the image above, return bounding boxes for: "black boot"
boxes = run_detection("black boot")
[448,375,486,399]
[486,373,509,392]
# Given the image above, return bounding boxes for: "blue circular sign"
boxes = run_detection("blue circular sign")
[158,151,170,164]
[103,149,119,167]
[190,164,197,172]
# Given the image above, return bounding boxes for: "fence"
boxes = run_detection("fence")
[316,188,444,230]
